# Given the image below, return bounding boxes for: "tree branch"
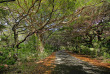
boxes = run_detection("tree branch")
[0,0,15,3]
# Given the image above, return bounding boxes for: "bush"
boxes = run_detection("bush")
[104,52,110,59]
[0,65,5,71]
[80,45,91,55]
[60,46,66,50]
[5,58,16,65]
[44,44,56,51]
[18,43,54,62]
[0,47,16,71]
[0,49,16,65]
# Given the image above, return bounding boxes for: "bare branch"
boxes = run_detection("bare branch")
[16,30,37,48]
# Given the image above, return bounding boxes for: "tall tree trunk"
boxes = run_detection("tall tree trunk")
[12,26,18,48]
[35,33,44,55]
[12,25,19,57]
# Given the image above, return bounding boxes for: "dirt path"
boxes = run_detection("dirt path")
[51,50,110,74]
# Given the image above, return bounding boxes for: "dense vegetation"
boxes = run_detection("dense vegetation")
[0,0,110,72]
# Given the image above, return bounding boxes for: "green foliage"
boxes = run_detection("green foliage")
[0,25,6,31]
[0,48,16,65]
[37,46,54,60]
[104,52,110,59]
[0,8,9,17]
[60,46,66,50]
[44,44,56,52]
[0,65,5,72]
[0,47,16,71]
[80,45,90,55]
[5,58,16,65]
[18,39,54,62]
[18,43,37,62]
[75,0,102,9]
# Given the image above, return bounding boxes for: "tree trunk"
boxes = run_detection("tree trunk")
[12,26,18,48]
[35,33,44,54]
[12,25,19,57]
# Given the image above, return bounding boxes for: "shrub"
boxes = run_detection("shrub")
[0,65,5,71]
[0,47,16,71]
[104,52,110,59]
[80,45,91,55]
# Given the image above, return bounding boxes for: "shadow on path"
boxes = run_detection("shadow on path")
[52,64,110,74]
[52,64,87,74]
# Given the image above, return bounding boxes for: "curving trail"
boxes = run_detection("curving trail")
[52,50,110,74]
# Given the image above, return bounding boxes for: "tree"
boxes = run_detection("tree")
[1,0,79,52]
[0,0,109,54]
